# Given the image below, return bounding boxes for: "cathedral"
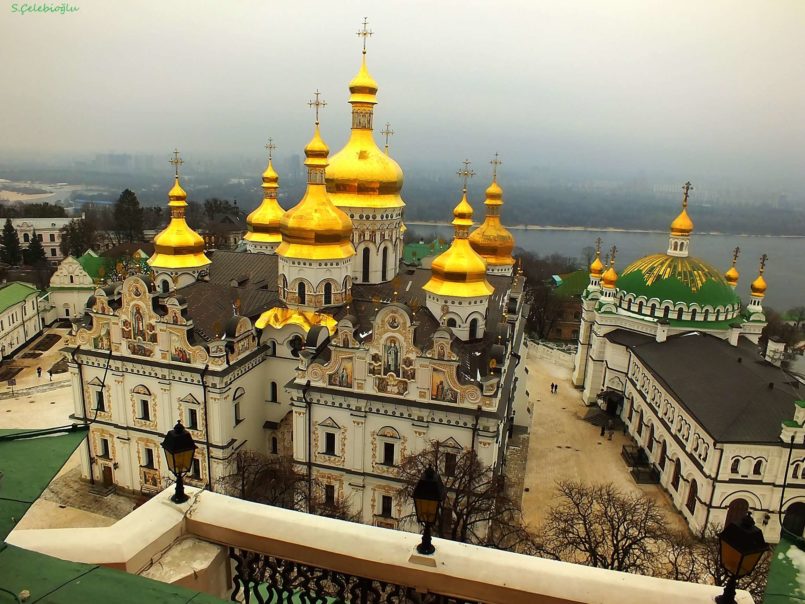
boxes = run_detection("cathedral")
[65,24,528,528]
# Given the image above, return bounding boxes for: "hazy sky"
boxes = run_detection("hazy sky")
[2,0,805,190]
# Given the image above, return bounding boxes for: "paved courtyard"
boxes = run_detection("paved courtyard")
[520,344,689,533]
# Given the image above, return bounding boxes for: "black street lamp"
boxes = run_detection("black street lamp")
[161,421,197,504]
[716,514,769,604]
[413,466,446,555]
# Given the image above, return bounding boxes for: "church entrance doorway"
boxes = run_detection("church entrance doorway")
[725,498,749,527]
[783,502,805,537]
[102,465,113,487]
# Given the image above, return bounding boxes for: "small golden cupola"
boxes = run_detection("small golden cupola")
[424,161,493,342]
[724,246,740,289]
[469,154,516,275]
[584,237,606,294]
[600,246,619,297]
[277,92,355,310]
[148,150,210,290]
[667,181,694,257]
[746,253,768,318]
[244,138,284,254]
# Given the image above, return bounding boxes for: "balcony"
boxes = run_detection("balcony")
[6,487,754,603]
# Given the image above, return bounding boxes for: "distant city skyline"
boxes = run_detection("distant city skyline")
[2,0,804,194]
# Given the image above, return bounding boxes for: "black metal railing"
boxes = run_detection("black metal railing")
[229,547,479,604]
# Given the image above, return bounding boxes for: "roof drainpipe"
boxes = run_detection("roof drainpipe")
[71,344,94,486]
[200,364,213,491]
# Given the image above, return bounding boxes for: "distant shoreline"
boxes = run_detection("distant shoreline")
[403,221,805,239]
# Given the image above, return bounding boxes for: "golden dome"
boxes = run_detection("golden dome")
[724,265,739,287]
[469,178,515,267]
[277,125,355,261]
[601,263,618,289]
[750,274,767,296]
[245,159,284,244]
[670,207,694,236]
[325,54,405,210]
[424,193,493,298]
[590,253,605,278]
[149,176,210,270]
[255,307,337,335]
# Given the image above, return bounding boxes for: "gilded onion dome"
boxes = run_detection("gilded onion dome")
[244,153,284,244]
[423,191,493,298]
[589,246,605,278]
[670,183,694,236]
[468,175,515,266]
[149,173,210,270]
[601,260,618,289]
[724,247,740,287]
[750,255,768,296]
[325,52,405,210]
[277,124,355,260]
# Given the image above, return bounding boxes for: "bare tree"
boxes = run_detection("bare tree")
[398,441,534,549]
[537,481,667,573]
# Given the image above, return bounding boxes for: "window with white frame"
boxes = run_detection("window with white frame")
[324,432,336,455]
[185,407,199,430]
[99,437,111,459]
[381,495,393,517]
[142,447,155,468]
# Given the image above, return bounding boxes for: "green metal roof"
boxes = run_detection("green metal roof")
[554,269,588,298]
[0,282,39,314]
[76,252,109,281]
[616,253,740,309]
[764,534,805,603]
[403,240,450,265]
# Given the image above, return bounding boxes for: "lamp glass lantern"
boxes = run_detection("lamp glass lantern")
[413,466,446,555]
[161,421,196,503]
[716,514,768,604]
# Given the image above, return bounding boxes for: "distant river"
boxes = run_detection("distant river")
[409,223,804,310]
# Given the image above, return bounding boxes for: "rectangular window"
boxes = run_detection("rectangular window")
[139,399,150,420]
[49,233,55,242]
[94,390,105,412]
[50,248,56,256]
[100,438,110,458]
[381,495,393,518]
[37,233,42,241]
[324,432,336,455]
[186,408,198,430]
[324,484,335,506]
[234,401,242,425]
[190,458,201,479]
[445,453,457,477]
[382,442,395,466]
[143,447,155,468]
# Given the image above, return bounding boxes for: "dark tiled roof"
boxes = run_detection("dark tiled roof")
[100,242,155,258]
[605,329,654,348]
[206,250,278,290]
[181,281,278,341]
[627,333,801,443]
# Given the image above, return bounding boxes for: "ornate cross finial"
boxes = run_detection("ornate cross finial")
[169,148,184,178]
[308,90,327,124]
[682,181,693,208]
[457,159,475,191]
[265,138,277,161]
[604,252,610,266]
[357,17,372,54]
[731,246,740,266]
[490,153,502,180]
[381,122,394,153]
[595,237,603,255]
[759,253,768,274]
[609,245,618,265]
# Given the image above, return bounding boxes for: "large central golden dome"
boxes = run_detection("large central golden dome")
[469,178,515,267]
[277,125,355,260]
[325,55,405,210]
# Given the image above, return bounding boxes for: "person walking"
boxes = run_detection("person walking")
[36,367,42,379]
[607,419,614,440]
[47,369,52,382]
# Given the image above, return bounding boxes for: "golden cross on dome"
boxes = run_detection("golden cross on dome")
[357,17,372,54]
[595,237,603,254]
[169,148,183,177]
[457,159,475,191]
[609,245,618,265]
[731,246,740,266]
[265,138,277,161]
[759,253,768,273]
[381,122,394,152]
[490,153,502,180]
[308,90,327,124]
[682,181,693,207]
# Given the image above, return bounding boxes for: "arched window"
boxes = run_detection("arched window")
[676,308,683,321]
[271,436,278,455]
[297,282,306,305]
[650,304,656,316]
[753,460,763,476]
[686,480,698,513]
[281,275,288,294]
[381,246,388,282]
[270,381,278,402]
[659,440,667,471]
[323,282,332,306]
[671,458,681,490]
[784,502,805,537]
[715,310,721,321]
[726,499,749,527]
[469,318,478,339]
[23,233,30,243]
[446,318,457,328]
[160,279,170,293]
[690,309,697,321]
[672,241,678,251]
[636,410,643,436]
[647,423,654,452]
[663,306,670,319]
[794,463,802,480]
[627,300,632,311]
[637,301,643,314]
[731,458,741,474]
[362,247,370,282]
[703,309,710,321]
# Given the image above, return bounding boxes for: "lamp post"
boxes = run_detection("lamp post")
[716,514,769,604]
[161,421,197,504]
[413,466,446,555]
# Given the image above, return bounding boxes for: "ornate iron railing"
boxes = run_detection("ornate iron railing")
[229,547,478,604]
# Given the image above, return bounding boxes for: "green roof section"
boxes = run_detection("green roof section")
[403,239,450,266]
[616,253,741,309]
[0,282,39,314]
[795,400,805,409]
[764,534,805,603]
[77,251,109,281]
[0,426,88,540]
[554,269,588,298]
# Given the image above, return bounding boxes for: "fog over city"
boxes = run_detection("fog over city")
[2,0,805,194]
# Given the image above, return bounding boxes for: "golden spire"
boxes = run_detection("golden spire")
[750,253,768,296]
[724,245,740,287]
[670,181,694,236]
[589,237,605,278]
[423,162,492,298]
[149,149,210,271]
[469,154,515,268]
[601,245,618,288]
[245,138,284,245]
[381,122,394,154]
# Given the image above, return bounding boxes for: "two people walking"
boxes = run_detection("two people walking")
[549,382,559,394]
